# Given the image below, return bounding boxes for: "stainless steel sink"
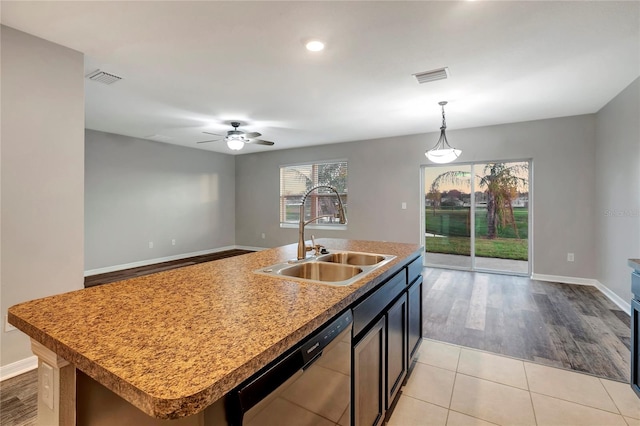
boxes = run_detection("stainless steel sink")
[255,250,396,286]
[278,262,363,282]
[316,252,387,266]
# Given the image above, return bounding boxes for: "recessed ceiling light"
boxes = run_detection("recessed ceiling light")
[305,40,325,52]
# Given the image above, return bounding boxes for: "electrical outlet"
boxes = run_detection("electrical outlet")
[171,239,176,246]
[261,233,266,239]
[41,362,54,410]
[149,242,154,249]
[401,202,407,210]
[4,315,16,332]
[567,253,575,262]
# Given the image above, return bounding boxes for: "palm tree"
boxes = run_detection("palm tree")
[429,162,528,239]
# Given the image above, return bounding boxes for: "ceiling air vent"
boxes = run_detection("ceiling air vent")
[85,70,122,85]
[413,67,450,84]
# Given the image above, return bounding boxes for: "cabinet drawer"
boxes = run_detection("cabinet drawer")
[406,256,423,285]
[353,270,405,338]
[633,272,640,300]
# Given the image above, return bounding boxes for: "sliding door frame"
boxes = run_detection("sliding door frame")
[420,158,533,277]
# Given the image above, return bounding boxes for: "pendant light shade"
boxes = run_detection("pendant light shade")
[425,101,461,163]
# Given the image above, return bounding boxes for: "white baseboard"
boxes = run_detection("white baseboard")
[531,273,599,287]
[235,245,268,252]
[0,355,37,381]
[84,245,267,277]
[531,273,631,315]
[593,280,631,315]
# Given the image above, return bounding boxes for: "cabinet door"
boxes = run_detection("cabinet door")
[386,294,407,408]
[407,277,423,362]
[632,299,640,397]
[353,317,386,426]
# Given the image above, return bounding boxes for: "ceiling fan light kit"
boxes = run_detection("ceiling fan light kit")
[425,101,462,164]
[196,121,275,150]
[226,136,245,151]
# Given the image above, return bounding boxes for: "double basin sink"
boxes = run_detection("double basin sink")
[256,251,396,286]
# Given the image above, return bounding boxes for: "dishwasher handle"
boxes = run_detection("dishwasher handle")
[302,350,323,370]
[228,349,304,425]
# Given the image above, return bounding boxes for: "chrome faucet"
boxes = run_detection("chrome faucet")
[297,185,347,260]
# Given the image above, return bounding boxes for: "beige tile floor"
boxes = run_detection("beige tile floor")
[389,339,640,426]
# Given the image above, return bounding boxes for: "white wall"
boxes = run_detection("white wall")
[85,130,236,271]
[236,114,598,279]
[1,26,85,366]
[595,77,640,302]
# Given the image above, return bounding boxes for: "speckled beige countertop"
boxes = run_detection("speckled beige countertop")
[8,239,421,420]
[630,259,640,271]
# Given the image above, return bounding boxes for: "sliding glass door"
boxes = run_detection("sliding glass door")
[424,164,472,269]
[423,160,530,275]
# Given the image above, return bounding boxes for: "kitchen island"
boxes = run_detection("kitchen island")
[8,239,422,425]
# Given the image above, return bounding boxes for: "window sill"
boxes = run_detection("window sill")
[280,223,348,231]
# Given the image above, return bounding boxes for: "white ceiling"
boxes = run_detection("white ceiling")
[2,1,639,154]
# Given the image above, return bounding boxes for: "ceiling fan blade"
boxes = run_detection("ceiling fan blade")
[243,132,261,138]
[247,139,275,146]
[203,131,224,136]
[196,139,222,144]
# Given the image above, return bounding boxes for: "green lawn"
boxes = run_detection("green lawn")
[426,207,528,239]
[426,236,528,260]
[425,207,528,260]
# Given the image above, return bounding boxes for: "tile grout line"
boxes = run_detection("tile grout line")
[529,390,626,417]
[597,377,625,417]
[446,408,502,426]
[523,362,539,426]
[430,342,631,423]
[424,337,628,384]
[442,348,462,425]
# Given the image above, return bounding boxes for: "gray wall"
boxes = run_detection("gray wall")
[236,114,598,279]
[595,78,640,302]
[85,130,236,270]
[1,26,85,366]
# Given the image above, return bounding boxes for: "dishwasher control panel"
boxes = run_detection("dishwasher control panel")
[301,310,353,366]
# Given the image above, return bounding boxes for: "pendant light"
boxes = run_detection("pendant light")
[425,101,461,163]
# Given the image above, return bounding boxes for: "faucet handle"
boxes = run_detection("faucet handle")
[310,235,325,256]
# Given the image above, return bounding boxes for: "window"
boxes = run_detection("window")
[280,161,348,227]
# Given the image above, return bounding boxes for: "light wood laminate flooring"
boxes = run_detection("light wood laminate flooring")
[0,369,36,426]
[422,268,631,382]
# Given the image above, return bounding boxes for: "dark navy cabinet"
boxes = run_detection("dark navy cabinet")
[632,298,640,397]
[351,254,424,426]
[631,262,640,398]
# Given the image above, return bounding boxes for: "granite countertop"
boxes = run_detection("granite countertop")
[630,259,640,271]
[8,239,421,419]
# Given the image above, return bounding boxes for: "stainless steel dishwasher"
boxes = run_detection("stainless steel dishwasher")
[227,310,353,426]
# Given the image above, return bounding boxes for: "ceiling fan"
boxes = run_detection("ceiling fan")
[196,121,275,151]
